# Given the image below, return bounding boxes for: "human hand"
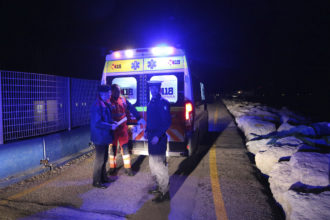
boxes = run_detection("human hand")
[151,136,159,145]
[137,118,146,127]
[111,121,118,130]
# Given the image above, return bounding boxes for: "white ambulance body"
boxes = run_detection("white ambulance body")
[101,46,208,156]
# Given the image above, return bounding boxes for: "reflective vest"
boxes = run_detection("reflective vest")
[109,96,129,146]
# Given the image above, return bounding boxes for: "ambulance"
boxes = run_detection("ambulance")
[101,46,208,156]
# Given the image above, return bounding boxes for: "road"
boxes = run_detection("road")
[0,101,284,220]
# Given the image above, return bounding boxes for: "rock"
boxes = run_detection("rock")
[298,136,330,151]
[269,152,330,220]
[277,107,308,125]
[247,107,280,123]
[269,161,292,206]
[246,138,273,155]
[290,152,330,186]
[255,145,299,175]
[275,136,304,146]
[283,191,330,220]
[236,115,276,140]
[311,122,330,136]
[278,122,296,132]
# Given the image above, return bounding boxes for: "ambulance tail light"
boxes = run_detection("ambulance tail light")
[185,101,193,129]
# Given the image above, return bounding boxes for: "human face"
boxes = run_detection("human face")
[99,91,111,102]
[112,86,120,100]
[150,85,160,98]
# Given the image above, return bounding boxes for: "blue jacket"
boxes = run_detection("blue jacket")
[90,97,114,145]
[146,94,171,155]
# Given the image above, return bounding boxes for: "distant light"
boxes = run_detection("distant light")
[151,46,175,56]
[125,50,134,58]
[114,51,121,58]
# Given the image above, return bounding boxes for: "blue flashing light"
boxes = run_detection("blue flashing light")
[125,49,134,58]
[151,46,175,56]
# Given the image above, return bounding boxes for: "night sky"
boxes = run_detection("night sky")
[1,0,330,96]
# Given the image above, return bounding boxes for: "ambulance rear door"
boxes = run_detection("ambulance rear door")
[146,71,187,155]
[106,74,149,153]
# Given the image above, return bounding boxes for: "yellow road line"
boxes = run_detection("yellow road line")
[210,105,228,220]
[210,146,228,220]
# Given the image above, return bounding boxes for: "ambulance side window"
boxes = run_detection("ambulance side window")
[191,75,204,106]
[112,77,137,104]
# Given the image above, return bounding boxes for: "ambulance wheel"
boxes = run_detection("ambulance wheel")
[188,138,193,156]
[188,130,199,157]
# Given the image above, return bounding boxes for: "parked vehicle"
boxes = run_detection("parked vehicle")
[101,46,208,156]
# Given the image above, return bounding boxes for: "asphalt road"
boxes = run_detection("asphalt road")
[0,101,285,220]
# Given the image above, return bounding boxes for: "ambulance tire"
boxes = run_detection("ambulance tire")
[200,120,209,145]
[188,130,200,157]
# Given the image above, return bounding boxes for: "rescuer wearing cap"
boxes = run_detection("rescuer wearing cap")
[145,80,171,203]
[90,84,118,189]
[108,84,145,176]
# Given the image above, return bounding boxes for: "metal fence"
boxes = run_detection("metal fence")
[0,71,99,144]
[71,78,99,127]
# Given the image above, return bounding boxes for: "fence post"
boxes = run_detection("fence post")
[67,77,71,131]
[0,71,3,144]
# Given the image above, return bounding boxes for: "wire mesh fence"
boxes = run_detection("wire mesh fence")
[0,71,99,143]
[71,78,99,128]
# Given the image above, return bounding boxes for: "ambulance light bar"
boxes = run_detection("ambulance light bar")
[114,51,121,58]
[125,49,134,58]
[151,46,175,56]
[108,46,180,60]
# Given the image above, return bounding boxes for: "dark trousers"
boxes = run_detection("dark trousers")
[93,144,109,184]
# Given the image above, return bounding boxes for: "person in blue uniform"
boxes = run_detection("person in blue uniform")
[145,80,172,203]
[90,85,117,189]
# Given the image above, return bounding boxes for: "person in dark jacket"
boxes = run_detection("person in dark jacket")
[145,80,171,203]
[90,85,117,189]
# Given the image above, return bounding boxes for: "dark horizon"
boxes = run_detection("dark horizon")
[1,0,329,95]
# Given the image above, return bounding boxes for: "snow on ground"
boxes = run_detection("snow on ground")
[223,99,330,220]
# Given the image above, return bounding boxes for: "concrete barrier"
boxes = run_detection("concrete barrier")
[0,125,91,187]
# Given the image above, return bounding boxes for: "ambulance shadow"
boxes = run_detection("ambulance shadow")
[169,132,221,198]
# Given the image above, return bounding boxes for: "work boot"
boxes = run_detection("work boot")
[148,185,160,194]
[101,177,112,183]
[92,182,108,189]
[152,191,170,203]
[125,168,134,176]
[108,168,117,175]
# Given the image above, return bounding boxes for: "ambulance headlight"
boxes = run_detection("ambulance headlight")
[125,50,134,58]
